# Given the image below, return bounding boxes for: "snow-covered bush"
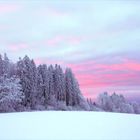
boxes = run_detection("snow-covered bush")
[87,99,103,111]
[0,76,25,112]
[55,101,68,111]
[97,92,113,111]
[78,96,90,111]
[120,103,134,114]
[131,102,140,114]
[97,92,136,114]
[34,105,46,111]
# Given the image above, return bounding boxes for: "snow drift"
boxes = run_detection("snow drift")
[0,111,140,140]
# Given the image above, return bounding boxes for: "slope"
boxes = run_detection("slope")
[0,111,140,140]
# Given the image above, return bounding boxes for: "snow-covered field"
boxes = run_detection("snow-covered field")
[0,111,140,140]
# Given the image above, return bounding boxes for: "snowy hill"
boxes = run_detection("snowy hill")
[0,111,140,140]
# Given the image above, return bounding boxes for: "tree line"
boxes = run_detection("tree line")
[0,53,89,112]
[88,92,140,114]
[0,53,139,114]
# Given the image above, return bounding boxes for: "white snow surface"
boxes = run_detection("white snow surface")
[0,111,140,140]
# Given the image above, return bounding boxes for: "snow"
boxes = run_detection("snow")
[0,111,140,140]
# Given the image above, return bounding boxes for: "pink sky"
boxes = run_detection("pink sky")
[0,1,140,101]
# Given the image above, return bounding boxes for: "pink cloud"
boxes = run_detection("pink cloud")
[76,71,140,99]
[108,16,140,33]
[94,61,140,72]
[68,60,140,74]
[45,35,83,46]
[0,25,10,30]
[68,37,82,45]
[67,60,140,90]
[47,8,67,17]
[38,7,68,17]
[7,43,29,52]
[0,4,21,14]
[46,36,64,46]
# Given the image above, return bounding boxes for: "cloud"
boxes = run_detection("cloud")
[45,35,83,47]
[46,36,64,46]
[0,4,21,15]
[0,1,140,100]
[92,61,140,72]
[0,25,10,31]
[37,6,68,17]
[66,59,140,98]
[7,43,29,52]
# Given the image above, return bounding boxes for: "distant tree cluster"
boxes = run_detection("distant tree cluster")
[0,54,89,112]
[87,92,140,114]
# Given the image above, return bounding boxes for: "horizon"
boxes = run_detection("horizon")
[0,1,140,101]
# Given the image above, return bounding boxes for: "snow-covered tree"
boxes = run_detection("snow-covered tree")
[97,92,136,114]
[16,56,30,107]
[9,62,16,77]
[65,68,76,106]
[0,76,25,112]
[36,65,44,105]
[54,64,66,101]
[36,64,49,106]
[16,56,37,109]
[47,65,56,106]
[0,54,3,76]
[131,102,140,114]
[120,102,134,114]
[97,92,113,111]
[30,59,38,109]
[110,93,124,112]
[65,68,90,110]
[3,53,10,77]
